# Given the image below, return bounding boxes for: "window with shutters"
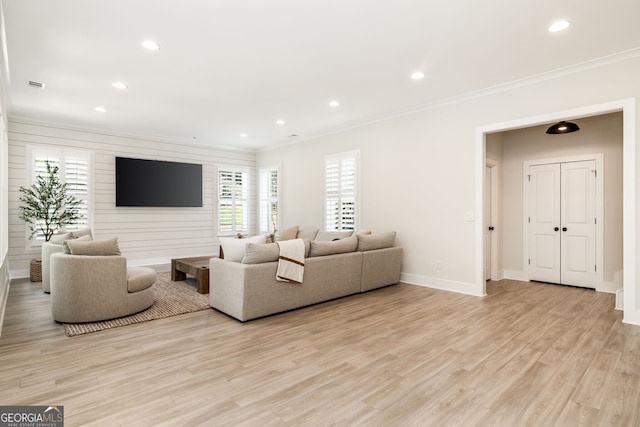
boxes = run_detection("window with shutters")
[28,147,92,243]
[216,165,249,235]
[325,151,359,231]
[259,165,280,234]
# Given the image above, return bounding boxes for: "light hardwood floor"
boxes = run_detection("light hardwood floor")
[0,278,639,426]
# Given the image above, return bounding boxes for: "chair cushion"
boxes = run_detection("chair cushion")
[67,238,121,256]
[127,267,156,292]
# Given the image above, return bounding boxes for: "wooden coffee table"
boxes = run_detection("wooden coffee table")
[171,256,215,294]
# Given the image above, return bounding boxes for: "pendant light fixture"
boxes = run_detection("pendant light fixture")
[546,120,580,134]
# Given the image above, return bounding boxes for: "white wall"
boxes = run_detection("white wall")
[257,53,640,321]
[0,95,7,334]
[0,1,10,335]
[7,119,256,277]
[493,113,623,292]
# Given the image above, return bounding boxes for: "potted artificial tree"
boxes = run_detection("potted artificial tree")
[18,160,82,281]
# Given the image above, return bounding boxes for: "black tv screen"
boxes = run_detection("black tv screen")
[115,157,203,207]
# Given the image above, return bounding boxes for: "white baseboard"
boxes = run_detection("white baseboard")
[615,289,624,311]
[10,269,29,280]
[503,270,529,281]
[1,255,10,338]
[401,272,486,297]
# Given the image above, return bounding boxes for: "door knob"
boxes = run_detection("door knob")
[488,226,494,231]
[562,227,568,232]
[554,227,559,231]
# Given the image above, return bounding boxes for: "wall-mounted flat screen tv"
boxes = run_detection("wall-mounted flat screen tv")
[116,157,203,207]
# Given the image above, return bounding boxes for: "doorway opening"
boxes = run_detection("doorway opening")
[475,98,637,325]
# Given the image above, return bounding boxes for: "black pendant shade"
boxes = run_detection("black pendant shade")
[546,120,580,134]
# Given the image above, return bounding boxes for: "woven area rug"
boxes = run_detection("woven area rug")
[63,271,210,337]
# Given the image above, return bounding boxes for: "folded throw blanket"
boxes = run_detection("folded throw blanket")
[276,238,305,283]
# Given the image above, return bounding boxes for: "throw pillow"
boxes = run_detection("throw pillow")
[314,230,354,241]
[71,228,93,239]
[49,232,73,245]
[219,234,267,262]
[275,225,299,241]
[67,237,121,256]
[308,235,358,257]
[242,242,280,264]
[356,232,396,251]
[356,229,372,236]
[63,234,92,254]
[296,229,319,240]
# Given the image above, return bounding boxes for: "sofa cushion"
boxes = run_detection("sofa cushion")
[275,225,299,241]
[296,229,319,240]
[242,242,279,264]
[66,237,121,256]
[49,232,73,244]
[309,235,357,257]
[220,234,267,262]
[242,239,312,264]
[63,234,92,253]
[357,232,396,251]
[314,230,354,241]
[127,267,156,292]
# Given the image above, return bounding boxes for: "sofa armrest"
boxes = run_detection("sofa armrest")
[361,247,403,292]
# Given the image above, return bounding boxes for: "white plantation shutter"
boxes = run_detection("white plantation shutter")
[259,166,280,234]
[325,151,359,231]
[29,148,92,241]
[217,166,249,234]
[64,155,90,231]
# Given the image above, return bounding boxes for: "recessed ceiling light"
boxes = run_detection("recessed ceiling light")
[141,40,160,51]
[95,106,107,113]
[276,120,285,125]
[411,71,425,80]
[112,81,127,90]
[329,100,340,107]
[548,20,570,32]
[240,133,248,137]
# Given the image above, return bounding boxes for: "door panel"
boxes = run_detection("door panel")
[560,161,596,288]
[484,166,491,280]
[529,164,561,283]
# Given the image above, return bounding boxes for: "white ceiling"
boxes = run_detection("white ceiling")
[2,0,640,151]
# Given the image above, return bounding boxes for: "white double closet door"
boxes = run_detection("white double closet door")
[528,160,596,289]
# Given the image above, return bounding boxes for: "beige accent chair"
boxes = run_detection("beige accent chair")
[50,252,155,323]
[41,241,65,293]
[41,228,93,293]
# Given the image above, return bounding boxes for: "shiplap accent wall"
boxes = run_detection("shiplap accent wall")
[0,114,8,332]
[7,118,256,278]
